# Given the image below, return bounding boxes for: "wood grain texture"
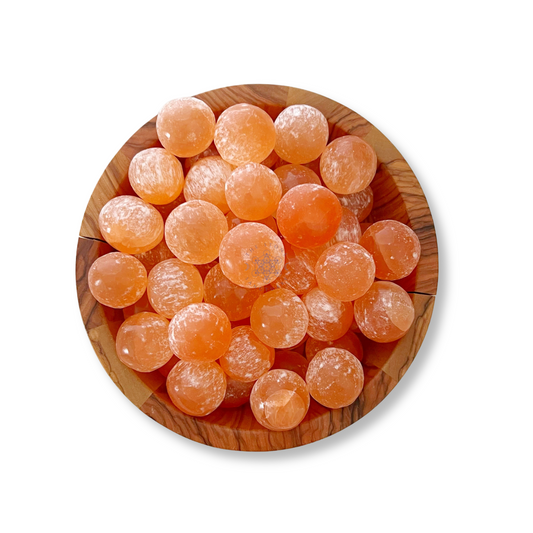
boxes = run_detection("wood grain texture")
[76,84,439,451]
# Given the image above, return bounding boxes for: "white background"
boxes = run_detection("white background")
[1,2,532,532]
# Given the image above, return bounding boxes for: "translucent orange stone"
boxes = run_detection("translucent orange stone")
[250,369,310,431]
[123,292,155,319]
[167,360,226,417]
[328,207,362,245]
[156,97,216,158]
[271,240,317,295]
[168,303,232,363]
[306,348,364,409]
[359,220,421,280]
[128,148,184,205]
[204,263,264,321]
[226,210,278,234]
[184,156,233,213]
[274,105,329,164]
[116,312,173,372]
[88,252,147,308]
[214,103,276,166]
[183,142,220,175]
[302,287,354,341]
[274,164,321,197]
[165,200,228,264]
[353,281,415,343]
[315,242,375,301]
[225,163,282,220]
[320,136,377,194]
[147,259,203,319]
[133,239,176,273]
[99,195,164,254]
[219,223,284,288]
[219,326,275,382]
[305,331,364,362]
[220,378,254,409]
[271,350,309,380]
[250,289,309,349]
[260,150,280,168]
[277,184,342,249]
[337,186,374,221]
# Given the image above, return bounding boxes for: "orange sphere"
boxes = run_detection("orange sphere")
[219,223,284,288]
[116,312,173,372]
[354,281,415,343]
[220,378,254,409]
[271,350,309,380]
[128,148,184,205]
[271,239,317,295]
[250,369,310,431]
[133,239,176,273]
[168,303,231,363]
[277,184,342,249]
[315,242,375,301]
[305,331,364,362]
[147,259,204,319]
[320,135,377,194]
[274,164,321,197]
[167,360,226,417]
[165,200,228,264]
[225,163,282,220]
[156,97,215,158]
[359,220,421,280]
[88,252,147,309]
[337,186,374,221]
[214,103,276,166]
[328,207,362,245]
[226,210,278,234]
[99,195,164,254]
[306,348,364,409]
[250,289,309,349]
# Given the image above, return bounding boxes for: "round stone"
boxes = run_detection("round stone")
[274,164,321,197]
[337,186,374,221]
[220,378,255,409]
[328,207,362,246]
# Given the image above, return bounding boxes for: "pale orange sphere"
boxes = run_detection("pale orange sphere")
[305,331,364,362]
[250,289,309,349]
[165,200,228,264]
[156,97,215,158]
[321,135,377,194]
[184,156,233,213]
[225,163,282,220]
[203,264,264,321]
[274,164,321,197]
[354,281,415,343]
[277,184,342,249]
[271,239,317,295]
[167,360,226,417]
[274,105,329,164]
[183,142,220,175]
[359,220,421,280]
[306,348,364,409]
[271,350,309,380]
[128,148,184,205]
[214,103,276,166]
[219,223,284,288]
[226,210,278,234]
[302,287,354,341]
[88,252,147,309]
[337,186,374,221]
[250,369,310,431]
[219,326,275,382]
[220,378,254,409]
[116,312,173,372]
[133,239,176,273]
[147,259,203,319]
[99,195,164,254]
[328,207,362,245]
[168,303,232,363]
[315,242,375,301]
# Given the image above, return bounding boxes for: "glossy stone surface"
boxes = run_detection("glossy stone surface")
[226,210,278,234]
[337,186,374,221]
[250,289,309,349]
[128,148,184,205]
[274,164,321,197]
[219,223,284,288]
[315,242,375,301]
[353,281,415,343]
[306,347,364,409]
[165,200,228,264]
[359,220,421,280]
[271,350,309,380]
[305,331,364,362]
[133,239,176,273]
[214,103,276,166]
[88,252,147,308]
[116,312,173,372]
[167,360,226,417]
[219,378,254,409]
[271,240,317,295]
[320,135,377,194]
[274,105,329,164]
[328,207,362,246]
[99,195,164,254]
[156,97,216,158]
[168,303,232,362]
[250,369,310,431]
[147,259,204,318]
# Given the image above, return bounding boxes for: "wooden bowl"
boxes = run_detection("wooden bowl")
[76,84,438,451]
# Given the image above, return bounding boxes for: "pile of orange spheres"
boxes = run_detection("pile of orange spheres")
[87,96,421,432]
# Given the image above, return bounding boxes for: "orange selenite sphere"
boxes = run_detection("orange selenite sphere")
[271,240,317,295]
[328,207,362,246]
[116,312,173,372]
[305,331,364,362]
[274,164,321,197]
[337,186,374,222]
[271,350,309,380]
[220,378,255,409]
[88,252,147,309]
